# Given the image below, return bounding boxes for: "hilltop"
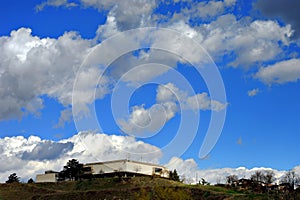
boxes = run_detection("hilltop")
[0,176,274,200]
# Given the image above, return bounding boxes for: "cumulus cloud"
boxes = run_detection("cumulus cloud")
[118,103,177,135]
[256,0,300,39]
[79,0,157,31]
[197,14,293,67]
[185,93,227,111]
[21,141,74,161]
[180,0,237,21]
[157,14,293,68]
[56,109,73,128]
[0,131,162,182]
[156,0,237,26]
[35,0,77,11]
[166,157,295,185]
[255,59,300,84]
[119,83,227,134]
[158,83,227,112]
[35,0,294,70]
[106,50,179,85]
[247,88,260,97]
[0,28,94,121]
[0,132,299,184]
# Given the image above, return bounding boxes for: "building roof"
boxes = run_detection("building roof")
[45,170,59,174]
[84,159,166,168]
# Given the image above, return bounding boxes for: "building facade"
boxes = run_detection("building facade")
[36,170,59,183]
[36,159,169,183]
[85,159,169,178]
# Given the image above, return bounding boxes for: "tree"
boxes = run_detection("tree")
[6,173,20,183]
[200,178,210,185]
[250,170,275,184]
[61,159,84,181]
[251,171,264,182]
[169,169,180,182]
[281,170,300,189]
[263,170,275,184]
[226,175,238,185]
[27,178,34,183]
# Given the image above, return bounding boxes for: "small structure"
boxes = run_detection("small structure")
[84,159,169,178]
[36,170,59,183]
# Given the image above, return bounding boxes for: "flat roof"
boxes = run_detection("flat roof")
[84,159,167,168]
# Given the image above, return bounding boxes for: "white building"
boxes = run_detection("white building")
[85,159,169,178]
[36,170,59,183]
[36,159,169,183]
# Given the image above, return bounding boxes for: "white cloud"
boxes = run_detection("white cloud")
[0,28,117,123]
[255,59,300,84]
[185,93,227,111]
[156,83,228,112]
[184,0,237,20]
[0,132,299,185]
[166,157,294,185]
[197,15,293,67]
[247,88,260,97]
[0,28,94,121]
[56,108,73,128]
[35,0,77,11]
[164,0,237,25]
[119,83,227,134]
[0,131,162,182]
[108,50,179,85]
[35,0,294,70]
[156,83,186,103]
[95,14,119,40]
[80,0,157,30]
[118,103,176,135]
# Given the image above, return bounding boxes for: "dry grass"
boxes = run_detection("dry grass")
[0,177,272,200]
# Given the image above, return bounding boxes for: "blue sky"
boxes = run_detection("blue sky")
[0,0,300,183]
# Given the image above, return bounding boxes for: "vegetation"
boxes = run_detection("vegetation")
[169,169,180,182]
[58,159,85,181]
[27,178,34,184]
[280,169,300,189]
[226,175,238,185]
[3,163,300,199]
[250,170,275,184]
[0,176,276,200]
[199,178,210,185]
[5,173,20,184]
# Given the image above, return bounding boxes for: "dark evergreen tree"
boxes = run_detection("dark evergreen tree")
[61,159,84,181]
[200,178,210,185]
[27,178,34,183]
[6,173,20,183]
[169,169,180,182]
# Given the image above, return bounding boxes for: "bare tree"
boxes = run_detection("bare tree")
[226,175,238,185]
[281,170,300,189]
[264,170,275,184]
[251,171,264,182]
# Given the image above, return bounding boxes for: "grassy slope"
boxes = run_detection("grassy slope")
[0,177,268,200]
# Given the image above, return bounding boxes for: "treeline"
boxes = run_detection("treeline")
[225,169,300,189]
[5,159,182,183]
[4,159,86,183]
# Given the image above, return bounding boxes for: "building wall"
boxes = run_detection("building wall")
[85,160,169,178]
[36,173,57,183]
[86,161,127,174]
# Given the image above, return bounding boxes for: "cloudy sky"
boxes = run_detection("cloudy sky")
[0,0,299,183]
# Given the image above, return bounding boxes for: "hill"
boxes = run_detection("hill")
[0,177,271,200]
